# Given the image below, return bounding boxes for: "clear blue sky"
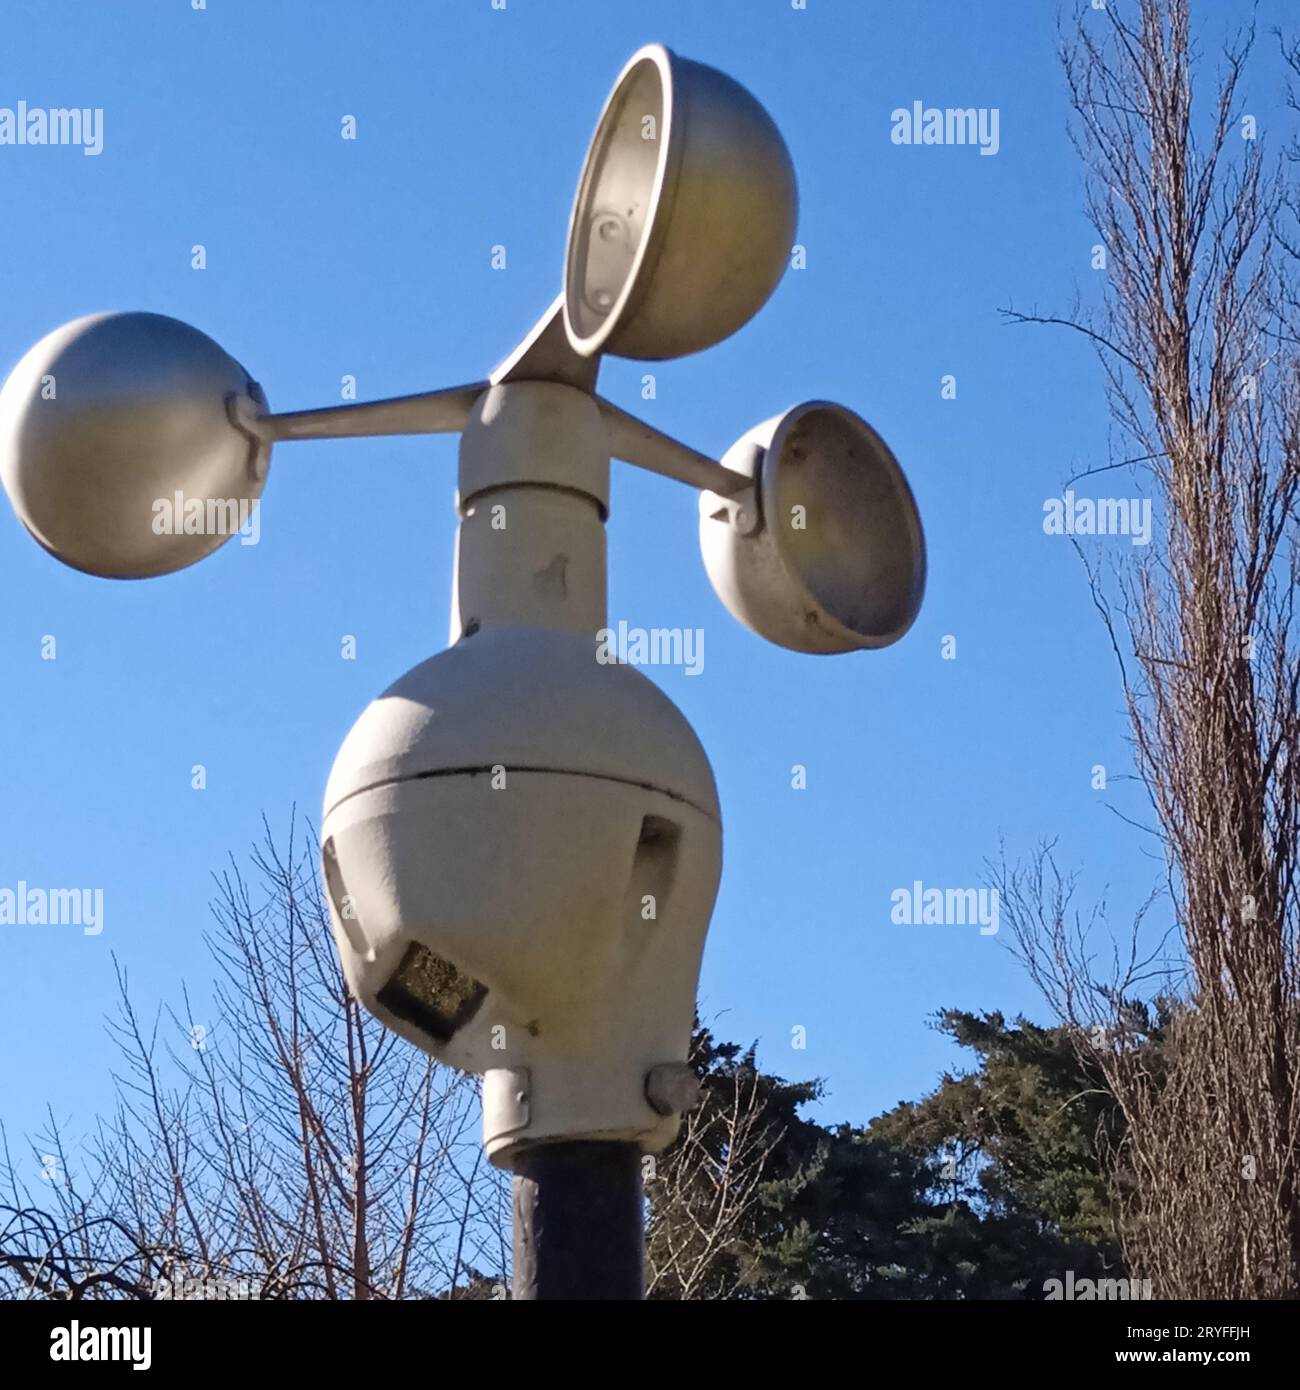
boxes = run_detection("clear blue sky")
[1,0,1288,1173]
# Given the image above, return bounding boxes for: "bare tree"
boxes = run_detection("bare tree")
[1,817,510,1300]
[645,1033,783,1301]
[1000,0,1300,1297]
[2,821,782,1302]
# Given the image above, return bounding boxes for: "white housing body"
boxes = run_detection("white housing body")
[322,385,723,1167]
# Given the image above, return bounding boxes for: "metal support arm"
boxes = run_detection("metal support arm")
[232,293,754,505]
[594,396,751,498]
[236,381,487,443]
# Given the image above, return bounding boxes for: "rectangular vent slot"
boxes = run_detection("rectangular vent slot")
[377,942,487,1045]
[626,814,682,925]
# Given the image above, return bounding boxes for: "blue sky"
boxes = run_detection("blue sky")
[0,0,1289,1173]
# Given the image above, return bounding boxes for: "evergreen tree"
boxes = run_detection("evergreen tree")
[650,1011,1132,1299]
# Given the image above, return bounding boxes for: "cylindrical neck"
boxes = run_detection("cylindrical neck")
[451,382,610,642]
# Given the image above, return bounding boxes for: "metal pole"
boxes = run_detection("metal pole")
[511,1142,644,1300]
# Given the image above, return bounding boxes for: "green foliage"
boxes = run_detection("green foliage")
[651,1010,1131,1299]
[872,1010,1126,1247]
